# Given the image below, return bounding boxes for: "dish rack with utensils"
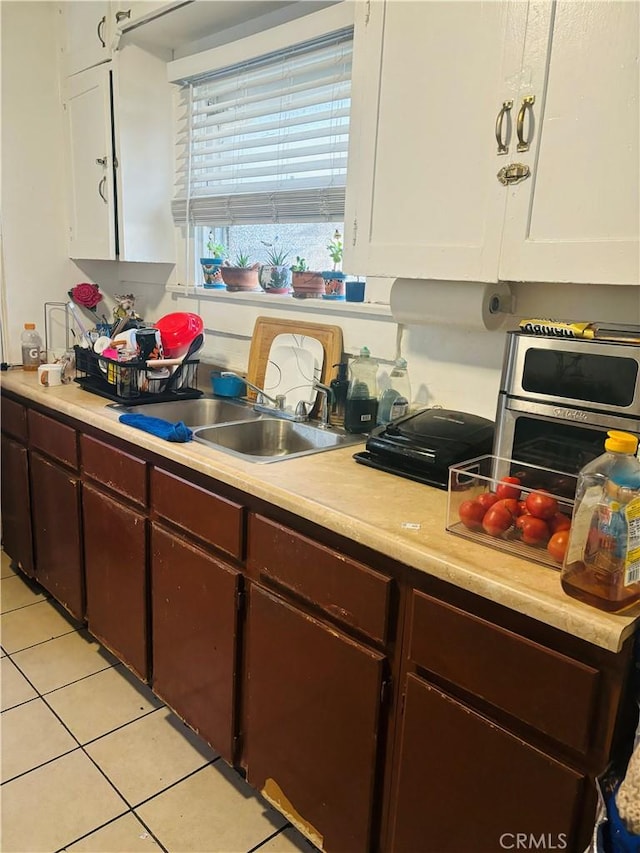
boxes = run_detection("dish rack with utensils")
[73,346,203,404]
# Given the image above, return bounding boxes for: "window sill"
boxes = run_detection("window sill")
[166,285,393,320]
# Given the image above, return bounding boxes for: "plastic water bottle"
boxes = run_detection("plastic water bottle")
[377,358,411,425]
[561,430,640,612]
[21,323,42,371]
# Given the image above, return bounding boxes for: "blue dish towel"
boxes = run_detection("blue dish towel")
[119,413,193,442]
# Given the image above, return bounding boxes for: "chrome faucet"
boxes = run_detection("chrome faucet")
[312,381,333,429]
[221,372,286,410]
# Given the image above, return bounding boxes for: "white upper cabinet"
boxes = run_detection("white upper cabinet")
[64,65,116,260]
[62,45,175,263]
[59,1,114,77]
[344,0,639,286]
[499,1,639,285]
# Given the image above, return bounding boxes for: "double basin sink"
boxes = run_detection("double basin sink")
[115,396,363,463]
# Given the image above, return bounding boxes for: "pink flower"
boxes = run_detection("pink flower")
[68,282,102,313]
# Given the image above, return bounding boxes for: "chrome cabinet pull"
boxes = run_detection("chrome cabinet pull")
[497,163,531,186]
[516,95,536,152]
[98,176,108,203]
[495,100,513,155]
[115,9,131,23]
[97,15,106,47]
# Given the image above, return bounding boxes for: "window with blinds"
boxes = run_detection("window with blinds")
[172,28,353,227]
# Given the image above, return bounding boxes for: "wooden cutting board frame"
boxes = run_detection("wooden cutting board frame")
[246,316,343,408]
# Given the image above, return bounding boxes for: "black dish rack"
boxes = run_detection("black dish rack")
[74,346,203,404]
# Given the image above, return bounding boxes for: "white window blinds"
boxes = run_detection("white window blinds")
[172,28,352,226]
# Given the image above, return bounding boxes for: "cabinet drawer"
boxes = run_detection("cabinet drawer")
[247,514,392,645]
[28,410,78,470]
[408,590,599,754]
[151,468,243,560]
[1,395,27,441]
[81,434,147,507]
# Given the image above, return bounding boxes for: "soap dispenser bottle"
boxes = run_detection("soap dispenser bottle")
[329,362,349,428]
[344,347,378,433]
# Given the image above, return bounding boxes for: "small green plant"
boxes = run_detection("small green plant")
[326,229,343,270]
[290,256,309,273]
[261,239,289,267]
[205,232,226,260]
[232,251,252,268]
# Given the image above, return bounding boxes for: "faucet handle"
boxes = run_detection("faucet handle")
[295,400,312,418]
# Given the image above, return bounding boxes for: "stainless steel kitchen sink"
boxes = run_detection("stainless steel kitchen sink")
[113,396,262,427]
[193,418,363,463]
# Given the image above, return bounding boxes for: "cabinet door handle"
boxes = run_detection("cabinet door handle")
[97,15,106,47]
[96,156,107,166]
[497,163,531,186]
[495,100,513,155]
[98,176,108,204]
[115,9,131,23]
[516,95,536,152]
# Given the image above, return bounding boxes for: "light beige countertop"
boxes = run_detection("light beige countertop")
[3,369,639,653]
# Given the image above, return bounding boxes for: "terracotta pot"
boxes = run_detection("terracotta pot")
[221,264,260,292]
[291,270,325,299]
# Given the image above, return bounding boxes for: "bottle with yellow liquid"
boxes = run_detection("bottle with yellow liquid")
[561,430,640,612]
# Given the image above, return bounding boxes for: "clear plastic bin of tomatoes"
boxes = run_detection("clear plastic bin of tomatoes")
[447,456,577,570]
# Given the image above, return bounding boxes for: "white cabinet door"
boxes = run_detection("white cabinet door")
[500,1,639,285]
[64,65,116,260]
[344,0,510,281]
[113,0,191,30]
[59,1,113,77]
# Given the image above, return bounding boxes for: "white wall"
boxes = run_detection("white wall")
[1,1,81,364]
[2,2,638,424]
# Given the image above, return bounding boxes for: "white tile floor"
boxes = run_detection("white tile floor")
[1,551,319,853]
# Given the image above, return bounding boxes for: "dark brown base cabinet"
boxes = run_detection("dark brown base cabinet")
[29,451,83,620]
[82,484,148,680]
[1,390,636,853]
[389,674,584,852]
[243,584,386,853]
[1,433,34,576]
[151,524,241,765]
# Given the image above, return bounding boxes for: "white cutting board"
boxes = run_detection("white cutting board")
[263,333,324,410]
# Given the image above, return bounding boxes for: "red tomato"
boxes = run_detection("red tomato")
[493,498,520,517]
[517,500,528,516]
[458,499,486,530]
[482,504,514,537]
[476,492,500,512]
[525,490,559,520]
[549,512,571,534]
[495,476,522,501]
[547,530,570,563]
[516,514,550,545]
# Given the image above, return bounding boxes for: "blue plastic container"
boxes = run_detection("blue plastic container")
[211,371,246,397]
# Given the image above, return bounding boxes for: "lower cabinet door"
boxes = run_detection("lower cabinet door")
[243,584,386,853]
[30,452,83,618]
[82,484,147,679]
[389,673,586,853]
[1,434,34,576]
[151,524,241,764]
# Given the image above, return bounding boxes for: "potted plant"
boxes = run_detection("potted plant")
[220,251,260,292]
[290,256,325,300]
[200,232,227,289]
[322,230,346,300]
[259,241,292,294]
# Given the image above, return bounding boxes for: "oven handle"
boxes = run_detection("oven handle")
[503,396,640,432]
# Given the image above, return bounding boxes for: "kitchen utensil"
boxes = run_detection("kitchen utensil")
[155,312,204,359]
[163,333,203,392]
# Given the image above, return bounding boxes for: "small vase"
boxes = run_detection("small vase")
[200,258,225,289]
[322,270,346,300]
[291,270,325,299]
[259,264,292,294]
